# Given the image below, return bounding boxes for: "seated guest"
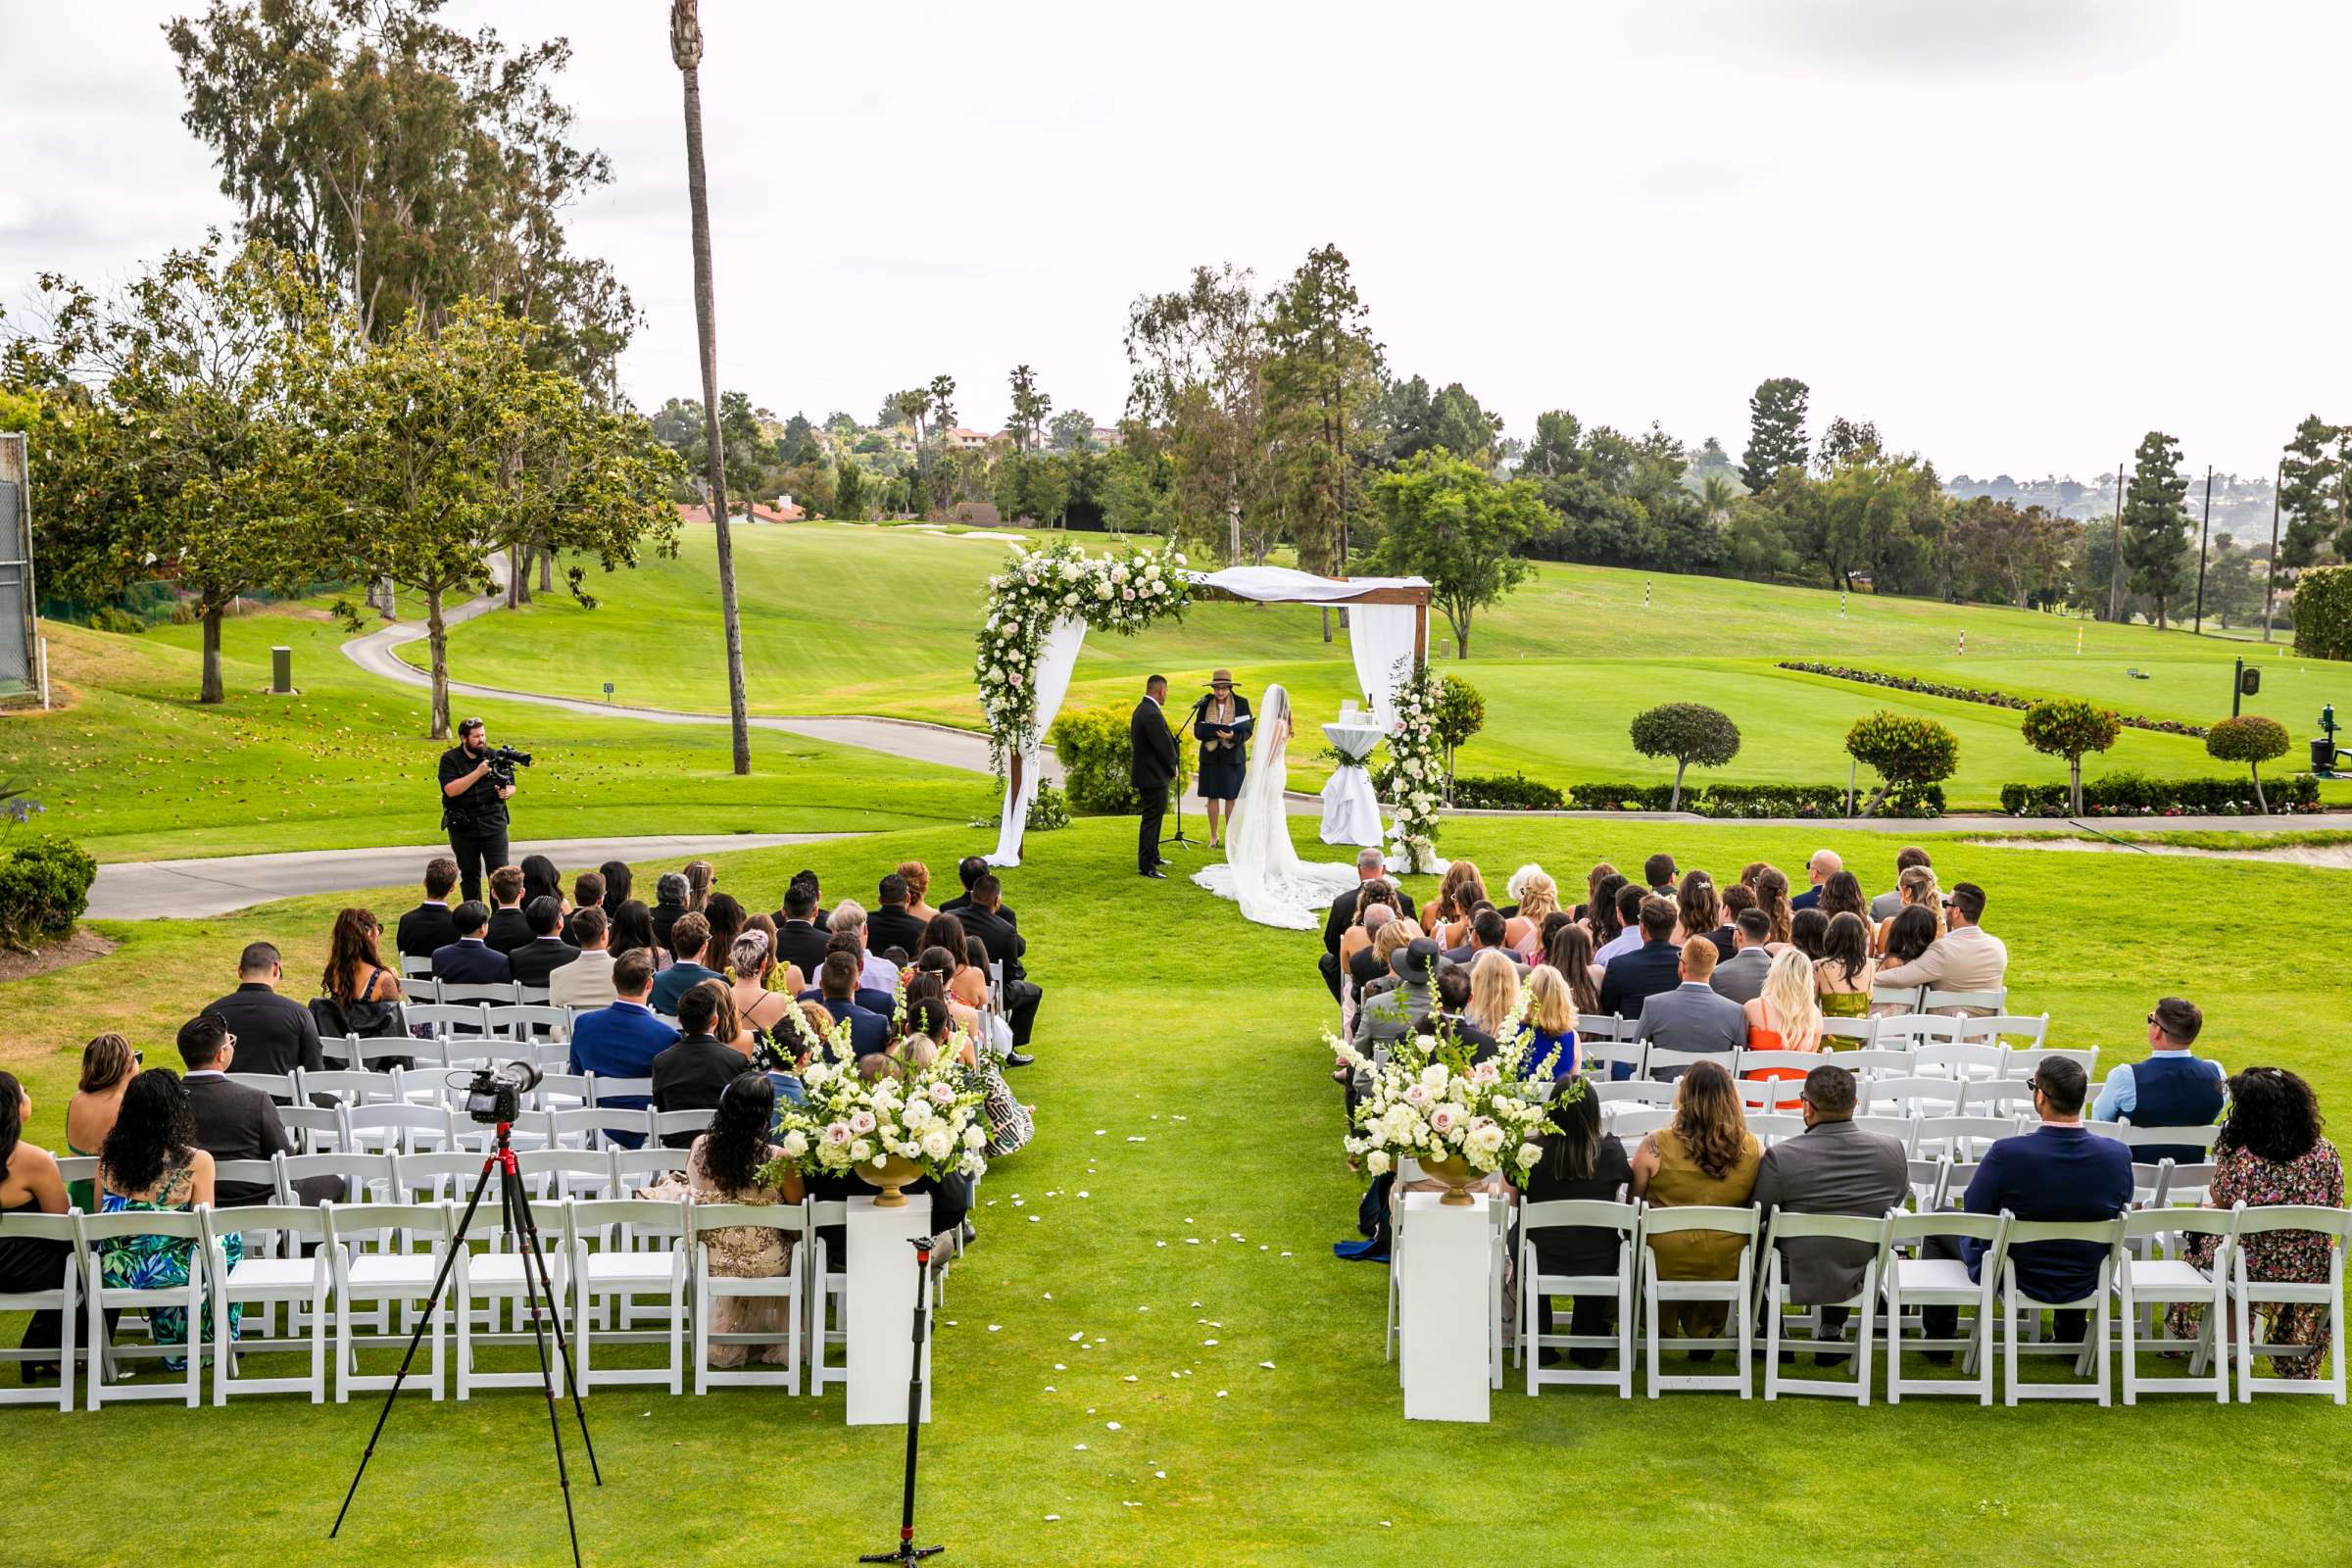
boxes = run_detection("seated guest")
[800,930,894,1015]
[898,860,942,922]
[1818,868,1869,927]
[1428,967,1495,1056]
[1875,904,1939,992]
[1870,863,1944,956]
[1520,1081,1634,1366]
[1754,867,1794,948]
[956,875,1040,1062]
[1720,879,1757,929]
[1354,918,1426,1009]
[394,857,461,959]
[1790,848,1840,910]
[1572,860,1619,924]
[648,913,720,1014]
[1634,936,1745,1078]
[1443,906,1529,977]
[810,951,891,1056]
[1631,1060,1761,1349]
[1709,909,1775,1005]
[97,1068,234,1367]
[1871,847,1932,921]
[1338,902,1394,995]
[1751,1062,1909,1358]
[507,896,582,989]
[1744,949,1826,1054]
[829,899,903,996]
[597,860,633,919]
[940,856,1017,924]
[1503,872,1560,958]
[1643,853,1678,898]
[175,1013,335,1206]
[649,871,691,953]
[65,1034,138,1213]
[1322,850,1413,1001]
[1787,906,1829,960]
[431,903,512,986]
[483,864,532,956]
[2092,996,2227,1162]
[2165,1067,2343,1380]
[320,906,405,1028]
[567,951,677,1144]
[702,893,749,979]
[651,981,753,1147]
[1430,861,1488,950]
[687,1071,806,1367]
[867,874,930,960]
[521,854,565,910]
[727,930,807,1052]
[1876,881,2007,1015]
[1352,935,1439,1056]
[1921,1056,2132,1352]
[1461,949,1522,1044]
[1813,911,1876,1019]
[1540,921,1602,1016]
[1672,870,1727,953]
[911,952,986,1061]
[0,1069,72,1377]
[682,858,715,912]
[570,870,607,934]
[949,933,995,1018]
[206,941,326,1075]
[1592,882,1649,968]
[549,906,620,1009]
[1597,895,1683,1022]
[1523,965,1581,1081]
[772,881,832,979]
[1582,872,1629,951]
[608,899,671,972]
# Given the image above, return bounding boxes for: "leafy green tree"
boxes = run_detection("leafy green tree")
[833,460,867,520]
[1264,245,1384,636]
[1740,376,1809,492]
[1368,451,1539,659]
[2205,714,2290,812]
[2278,414,2339,570]
[1629,703,1742,812]
[1844,710,1959,817]
[1005,364,1051,452]
[1124,262,1267,563]
[2020,698,2121,816]
[2122,430,2191,627]
[1047,409,1101,455]
[1432,675,1486,799]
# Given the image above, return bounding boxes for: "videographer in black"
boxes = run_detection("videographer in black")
[439,716,518,904]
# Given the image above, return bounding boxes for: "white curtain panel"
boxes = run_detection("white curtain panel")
[989,615,1088,866]
[1344,604,1418,731]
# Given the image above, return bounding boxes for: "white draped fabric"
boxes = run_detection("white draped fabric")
[1191,685,1364,928]
[1317,719,1388,847]
[986,567,1427,866]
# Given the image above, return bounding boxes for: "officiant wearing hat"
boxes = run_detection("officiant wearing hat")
[1192,669,1253,850]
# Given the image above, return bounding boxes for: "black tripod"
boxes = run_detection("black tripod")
[859,1237,944,1565]
[331,1120,601,1568]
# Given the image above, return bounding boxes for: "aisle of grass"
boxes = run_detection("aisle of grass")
[6,816,2349,1567]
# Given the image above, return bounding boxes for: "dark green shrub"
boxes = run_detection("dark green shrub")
[2020,698,2123,817]
[0,834,98,951]
[1998,773,2322,816]
[2206,714,2293,812]
[1564,781,1944,819]
[87,606,147,635]
[1450,773,1565,809]
[1845,711,1960,817]
[1047,706,1189,815]
[2292,564,2352,661]
[1629,703,1742,811]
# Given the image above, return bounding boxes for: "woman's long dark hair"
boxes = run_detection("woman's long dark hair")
[0,1069,24,1175]
[1544,922,1600,1014]
[101,1068,195,1197]
[1671,1060,1750,1181]
[609,899,658,956]
[1543,1081,1604,1182]
[520,854,564,907]
[1587,873,1628,942]
[1820,910,1871,984]
[322,906,388,1002]
[702,1071,777,1194]
[1885,904,1937,964]
[920,913,967,962]
[704,894,748,975]
[905,995,951,1044]
[2217,1067,2326,1165]
[1820,869,1868,923]
[1789,906,1829,959]
[599,860,633,910]
[1755,868,1793,944]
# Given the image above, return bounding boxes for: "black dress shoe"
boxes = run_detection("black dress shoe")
[1156,857,1171,865]
[1004,1051,1036,1067]
[1140,869,1167,880]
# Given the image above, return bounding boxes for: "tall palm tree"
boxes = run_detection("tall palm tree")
[670,0,752,774]
[1698,471,1736,526]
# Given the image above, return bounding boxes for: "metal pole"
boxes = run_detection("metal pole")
[2262,457,2282,642]
[2193,465,2213,634]
[2233,657,2244,718]
[2107,459,2126,623]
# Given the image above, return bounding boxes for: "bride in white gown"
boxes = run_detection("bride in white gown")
[1191,683,1364,929]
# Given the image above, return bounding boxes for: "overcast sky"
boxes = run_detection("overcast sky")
[4,1,2346,480]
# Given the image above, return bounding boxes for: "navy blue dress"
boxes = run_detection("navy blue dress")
[1193,694,1252,803]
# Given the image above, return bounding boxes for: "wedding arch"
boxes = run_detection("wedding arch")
[971,540,1439,869]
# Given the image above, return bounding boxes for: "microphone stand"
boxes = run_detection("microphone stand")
[1162,692,1209,852]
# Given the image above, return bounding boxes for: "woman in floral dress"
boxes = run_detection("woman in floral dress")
[687,1071,805,1367]
[2167,1067,2343,1376]
[97,1069,238,1369]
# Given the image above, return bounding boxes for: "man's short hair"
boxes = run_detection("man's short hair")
[1614,882,1647,924]
[1355,847,1386,874]
[1434,965,1471,1009]
[525,895,564,937]
[824,928,862,958]
[1810,849,1842,876]
[1680,937,1719,978]
[1722,882,1756,916]
[656,871,689,905]
[878,873,908,906]
[1895,846,1932,874]
[972,873,1003,906]
[1146,673,1167,690]
[457,716,485,739]
[574,871,606,908]
[612,948,655,996]
[668,912,710,963]
[1802,1062,1858,1117]
[2153,996,2204,1046]
[1736,907,1771,944]
[676,981,722,1035]
[424,857,459,900]
[956,856,988,891]
[820,950,858,999]
[2032,1054,2089,1115]
[829,899,868,935]
[570,906,609,945]
[1946,881,1986,924]
[452,902,489,937]
[784,882,817,918]
[1637,895,1677,941]
[176,1012,231,1068]
[488,864,525,906]
[1471,907,1507,950]
[237,941,280,976]
[1643,853,1677,887]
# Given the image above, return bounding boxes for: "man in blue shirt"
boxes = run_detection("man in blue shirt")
[648,912,722,1014]
[567,950,679,1148]
[2091,996,2226,1164]
[812,950,891,1056]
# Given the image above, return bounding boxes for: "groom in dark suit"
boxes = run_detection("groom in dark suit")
[1130,674,1179,879]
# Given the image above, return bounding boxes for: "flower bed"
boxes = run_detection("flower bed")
[1997,773,2326,817]
[1777,662,2210,739]
[1563,781,1946,818]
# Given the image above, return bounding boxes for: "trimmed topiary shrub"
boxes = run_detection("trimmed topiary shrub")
[2020,698,2123,817]
[1628,703,1742,812]
[2206,714,2293,813]
[1845,711,1960,818]
[1434,676,1486,800]
[1047,706,1189,815]
[2293,564,2352,661]
[0,834,98,951]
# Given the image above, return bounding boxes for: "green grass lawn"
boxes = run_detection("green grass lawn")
[407,523,2352,808]
[6,816,2349,1566]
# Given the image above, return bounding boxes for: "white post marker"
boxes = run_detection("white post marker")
[846,1193,935,1426]
[1397,1192,1491,1422]
[1957,629,1966,657]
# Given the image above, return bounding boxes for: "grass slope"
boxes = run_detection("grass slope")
[6,816,2349,1566]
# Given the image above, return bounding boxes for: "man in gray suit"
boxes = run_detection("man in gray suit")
[1634,938,1745,1077]
[1707,909,1774,1005]
[1751,1062,1909,1361]
[1869,847,1931,921]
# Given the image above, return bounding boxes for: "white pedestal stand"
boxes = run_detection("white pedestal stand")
[1397,1191,1492,1422]
[845,1193,934,1426]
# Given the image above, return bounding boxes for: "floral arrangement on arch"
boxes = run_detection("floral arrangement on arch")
[760,1021,992,1190]
[1381,656,1446,872]
[1333,1019,1569,1190]
[974,539,1194,771]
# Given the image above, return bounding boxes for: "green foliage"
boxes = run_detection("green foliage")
[1047,705,1188,814]
[0,834,97,952]
[2000,773,2321,817]
[1023,781,1070,832]
[1368,451,1540,658]
[1005,364,1051,453]
[1448,772,1564,809]
[1629,701,1743,811]
[1376,374,1499,466]
[87,607,148,636]
[1565,780,1945,818]
[1516,411,1720,574]
[2020,697,2123,814]
[2278,414,2340,571]
[1740,376,1809,492]
[1845,710,1960,816]
[2206,713,2292,811]
[1263,245,1382,578]
[1432,675,1486,793]
[2292,565,2352,660]
[2122,430,2191,627]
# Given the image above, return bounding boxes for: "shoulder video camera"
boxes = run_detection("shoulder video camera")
[483,745,533,788]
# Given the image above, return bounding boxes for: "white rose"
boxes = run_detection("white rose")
[850,1137,874,1161]
[903,1100,934,1130]
[781,1130,809,1159]
[1365,1150,1392,1176]
[921,1126,954,1160]
[1173,553,1188,566]
[1096,580,1113,599]
[963,1124,986,1151]
[1516,1143,1544,1170]
[1420,1064,1448,1091]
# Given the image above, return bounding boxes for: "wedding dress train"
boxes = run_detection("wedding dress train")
[1191,684,1363,930]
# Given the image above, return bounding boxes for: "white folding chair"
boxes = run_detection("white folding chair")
[1851,1114,1918,1153]
[692,1200,807,1393]
[517,983,554,1005]
[2164,1162,2218,1207]
[1875,1015,1966,1052]
[567,1198,690,1393]
[1584,1033,1645,1082]
[0,1213,80,1410]
[400,953,436,980]
[1745,1112,1809,1148]
[1953,1012,2049,1054]
[1869,983,1925,1015]
[345,1103,459,1157]
[1819,1016,1883,1051]
[543,1106,653,1152]
[277,1103,346,1155]
[407,1002,494,1043]
[1914,1041,2009,1081]
[75,1208,208,1409]
[1963,1081,2037,1118]
[1866,1077,1965,1119]
[453,1194,572,1399]
[275,1152,395,1207]
[1922,986,2007,1016]
[300,1069,403,1109]
[587,1074,655,1111]
[1604,1106,1673,1141]
[390,1150,490,1205]
[1641,1045,1733,1083]
[1637,1204,1756,1397]
[1731,1054,1818,1110]
[1904,1157,1948,1212]
[202,1204,330,1403]
[326,1200,453,1401]
[224,1070,300,1102]
[1760,1211,1887,1404]
[1519,1199,1638,1397]
[438,982,522,1009]
[537,1072,595,1114]
[487,1004,570,1043]
[808,1199,850,1393]
[1996,1217,2125,1405]
[1828,1047,1914,1081]
[2087,1121,2222,1161]
[1880,1209,2008,1404]
[2006,1045,2096,1079]
[517,1150,612,1202]
[2115,1205,2236,1404]
[648,1108,715,1149]
[1591,1080,1676,1106]
[343,1038,422,1073]
[1913,1115,2019,1162]
[2228,1204,2350,1403]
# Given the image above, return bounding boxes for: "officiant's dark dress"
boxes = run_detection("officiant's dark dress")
[1193,692,1252,803]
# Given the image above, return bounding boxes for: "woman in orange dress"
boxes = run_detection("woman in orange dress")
[1741,949,1824,1109]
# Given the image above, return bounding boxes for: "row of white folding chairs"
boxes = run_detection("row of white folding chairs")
[1514,1198,2350,1405]
[1594,1095,2220,1159]
[1577,1017,2061,1072]
[46,1098,715,1170]
[226,1062,652,1130]
[395,973,557,1006]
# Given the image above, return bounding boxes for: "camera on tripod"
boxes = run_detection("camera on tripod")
[483,744,533,788]
[463,1058,543,1124]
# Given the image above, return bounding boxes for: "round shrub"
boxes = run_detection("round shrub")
[0,834,98,952]
[1046,706,1189,815]
[1629,703,1742,812]
[2020,698,2122,816]
[2205,714,2291,812]
[1845,710,1959,818]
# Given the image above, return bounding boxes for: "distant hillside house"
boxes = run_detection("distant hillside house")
[945,427,990,451]
[676,498,806,524]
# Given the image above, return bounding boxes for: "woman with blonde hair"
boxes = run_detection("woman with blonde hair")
[1630,1059,1761,1347]
[1463,949,1522,1040]
[1504,871,1559,957]
[1871,863,1945,956]
[65,1033,140,1213]
[1743,949,1824,1106]
[1523,964,1581,1080]
[682,859,715,913]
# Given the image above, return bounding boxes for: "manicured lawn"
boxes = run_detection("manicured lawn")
[6,815,2348,1567]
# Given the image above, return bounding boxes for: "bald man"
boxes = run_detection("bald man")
[1790,848,1841,911]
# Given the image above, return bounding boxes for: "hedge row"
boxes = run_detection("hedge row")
[1449,773,1566,810]
[2295,565,2352,662]
[1997,773,2326,817]
[1777,662,2209,738]
[1565,781,1948,819]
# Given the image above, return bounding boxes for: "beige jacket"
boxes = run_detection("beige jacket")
[1875,925,2008,1013]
